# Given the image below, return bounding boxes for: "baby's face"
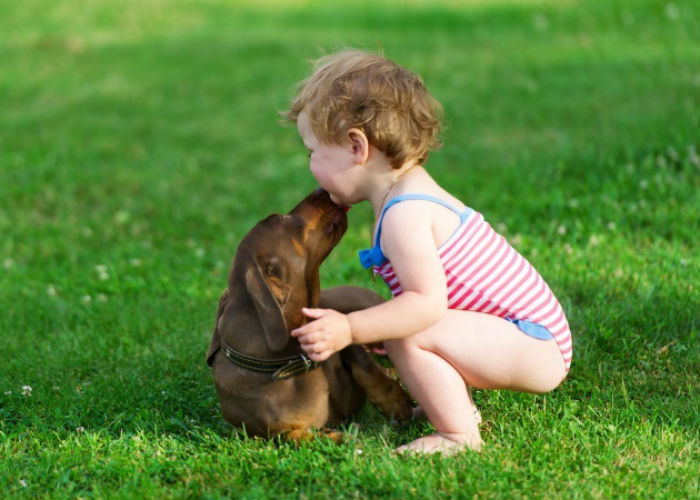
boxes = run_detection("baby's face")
[297,112,358,206]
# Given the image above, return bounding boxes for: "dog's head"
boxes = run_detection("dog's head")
[225,188,348,354]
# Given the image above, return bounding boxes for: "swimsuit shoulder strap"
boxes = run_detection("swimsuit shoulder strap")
[373,194,469,246]
[358,194,473,270]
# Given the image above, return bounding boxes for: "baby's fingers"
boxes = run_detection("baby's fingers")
[296,331,322,346]
[301,307,326,319]
[308,349,332,362]
[290,324,314,338]
[299,337,327,354]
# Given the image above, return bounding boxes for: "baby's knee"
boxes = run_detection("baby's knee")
[383,336,423,360]
[383,337,411,358]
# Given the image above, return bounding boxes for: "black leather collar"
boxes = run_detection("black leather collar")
[220,340,320,380]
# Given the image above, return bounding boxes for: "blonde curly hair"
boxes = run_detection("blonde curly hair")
[282,50,443,169]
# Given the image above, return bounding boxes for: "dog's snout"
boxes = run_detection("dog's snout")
[311,188,350,213]
[325,211,346,235]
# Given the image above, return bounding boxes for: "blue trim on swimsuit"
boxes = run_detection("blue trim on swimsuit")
[358,194,474,269]
[505,317,555,340]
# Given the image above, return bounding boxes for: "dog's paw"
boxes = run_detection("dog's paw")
[376,381,413,422]
[282,427,348,445]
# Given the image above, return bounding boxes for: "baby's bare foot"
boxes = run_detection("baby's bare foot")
[395,429,483,455]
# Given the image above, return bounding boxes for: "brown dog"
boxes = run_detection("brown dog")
[206,188,412,440]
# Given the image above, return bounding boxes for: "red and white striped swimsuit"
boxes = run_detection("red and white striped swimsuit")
[358,194,572,372]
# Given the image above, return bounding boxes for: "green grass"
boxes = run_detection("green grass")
[1,0,699,498]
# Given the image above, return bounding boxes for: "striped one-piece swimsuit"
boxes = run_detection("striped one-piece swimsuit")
[358,194,573,372]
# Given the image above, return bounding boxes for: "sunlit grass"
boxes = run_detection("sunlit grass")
[1,0,698,498]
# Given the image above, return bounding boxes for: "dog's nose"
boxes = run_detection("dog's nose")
[312,187,350,211]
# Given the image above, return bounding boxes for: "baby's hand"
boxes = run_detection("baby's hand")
[290,308,352,362]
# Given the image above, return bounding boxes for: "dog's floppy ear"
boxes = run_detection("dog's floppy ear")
[245,259,290,351]
[206,288,230,366]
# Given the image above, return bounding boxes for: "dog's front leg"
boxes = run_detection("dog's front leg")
[341,346,413,421]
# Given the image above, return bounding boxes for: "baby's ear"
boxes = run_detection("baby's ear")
[347,128,369,164]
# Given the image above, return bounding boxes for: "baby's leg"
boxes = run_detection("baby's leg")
[385,309,565,454]
[386,340,484,454]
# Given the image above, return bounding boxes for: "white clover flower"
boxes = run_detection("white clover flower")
[665,3,679,20]
[76,426,85,432]
[22,385,32,396]
[532,13,548,30]
[81,295,92,305]
[19,480,27,487]
[607,222,616,231]
[557,225,567,235]
[114,210,130,225]
[97,294,108,303]
[2,258,14,270]
[497,222,507,234]
[95,265,109,281]
[4,390,12,395]
[47,285,57,298]
[589,235,600,246]
[130,258,142,267]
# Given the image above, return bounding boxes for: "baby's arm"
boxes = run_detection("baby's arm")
[291,203,448,361]
[347,203,448,344]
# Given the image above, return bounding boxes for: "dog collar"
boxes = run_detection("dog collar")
[220,340,320,380]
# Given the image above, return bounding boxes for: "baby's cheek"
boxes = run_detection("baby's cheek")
[309,163,322,180]
[310,167,331,189]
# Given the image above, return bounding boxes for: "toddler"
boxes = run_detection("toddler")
[284,50,572,454]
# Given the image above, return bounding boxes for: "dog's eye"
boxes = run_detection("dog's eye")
[324,222,336,235]
[264,256,285,280]
[324,215,344,235]
[267,263,280,278]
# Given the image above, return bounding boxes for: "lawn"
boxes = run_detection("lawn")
[1,0,698,498]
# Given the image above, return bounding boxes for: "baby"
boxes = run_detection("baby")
[284,50,572,454]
